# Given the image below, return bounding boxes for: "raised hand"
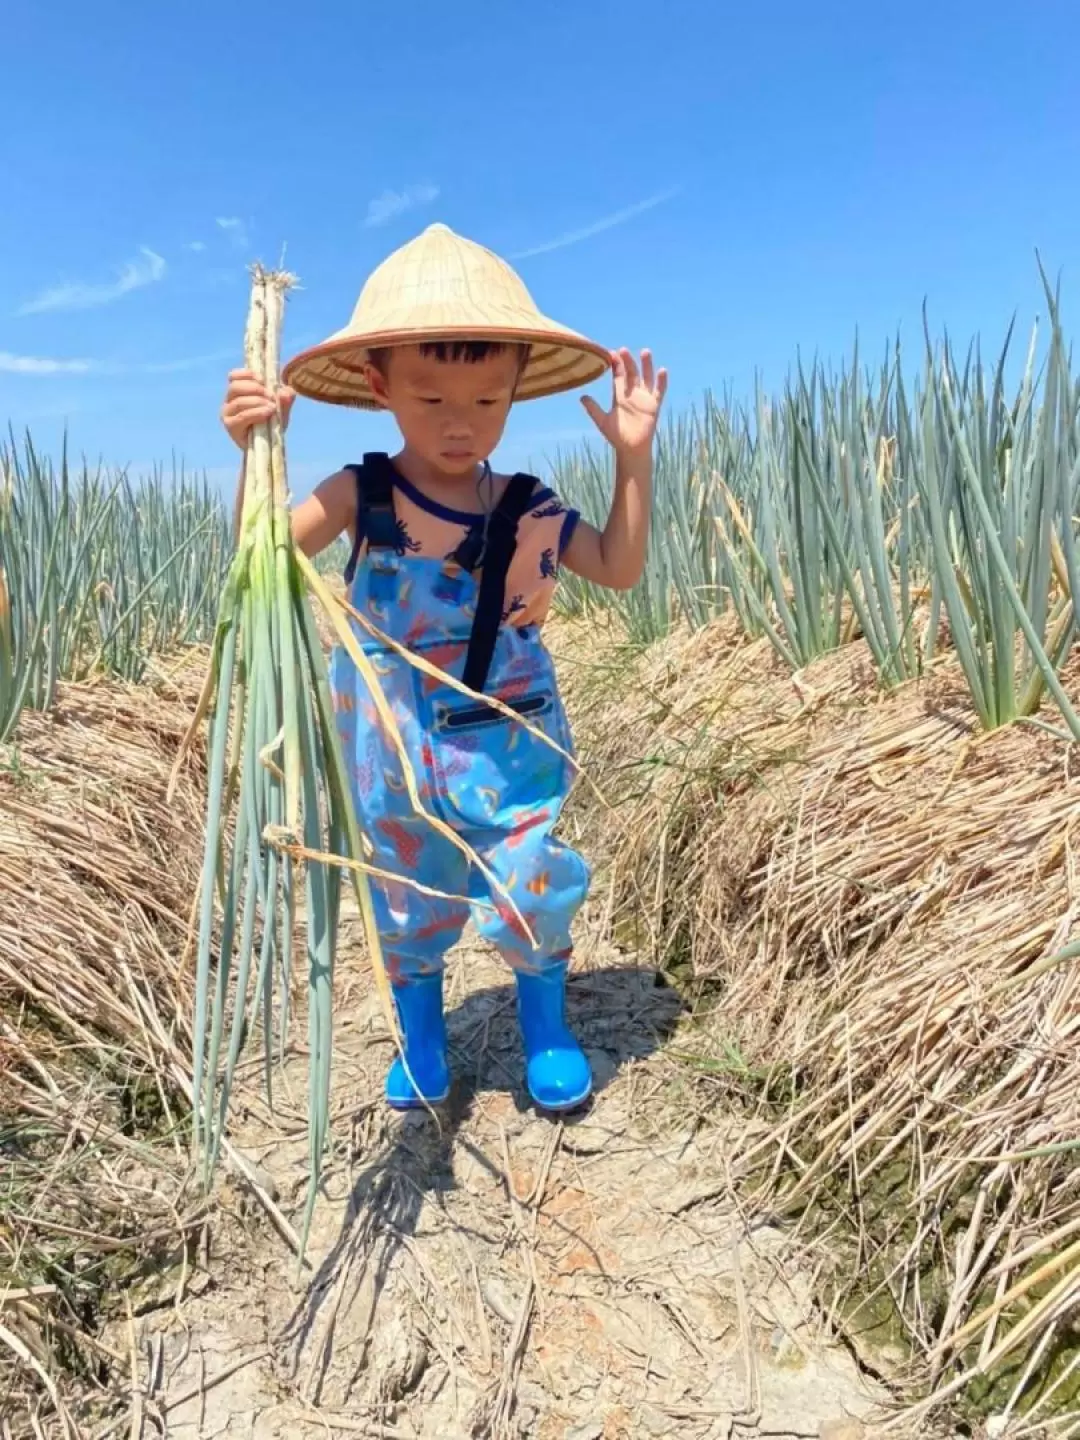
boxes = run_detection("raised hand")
[581,348,667,455]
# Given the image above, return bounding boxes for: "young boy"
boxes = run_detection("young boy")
[221,223,666,1114]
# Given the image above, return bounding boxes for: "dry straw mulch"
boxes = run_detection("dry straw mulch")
[4,610,1079,1430]
[0,655,210,1433]
[556,612,1080,1424]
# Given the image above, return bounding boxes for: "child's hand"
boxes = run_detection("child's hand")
[581,348,667,456]
[221,368,296,450]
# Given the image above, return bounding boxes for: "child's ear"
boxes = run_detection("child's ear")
[364,361,390,407]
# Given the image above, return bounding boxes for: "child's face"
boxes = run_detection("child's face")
[365,345,521,477]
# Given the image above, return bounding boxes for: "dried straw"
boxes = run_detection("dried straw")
[565,611,1080,1420]
[0,661,209,1432]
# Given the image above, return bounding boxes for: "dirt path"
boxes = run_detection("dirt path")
[131,918,889,1440]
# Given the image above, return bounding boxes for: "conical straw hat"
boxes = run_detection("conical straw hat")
[282,223,611,410]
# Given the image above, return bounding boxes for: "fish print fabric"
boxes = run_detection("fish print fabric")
[331,471,590,982]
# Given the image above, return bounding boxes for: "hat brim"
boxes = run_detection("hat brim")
[281,323,611,410]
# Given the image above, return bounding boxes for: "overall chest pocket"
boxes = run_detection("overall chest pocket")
[415,648,575,833]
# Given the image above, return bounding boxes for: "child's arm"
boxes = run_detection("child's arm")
[560,447,652,592]
[291,471,356,556]
[222,369,356,557]
[560,348,667,593]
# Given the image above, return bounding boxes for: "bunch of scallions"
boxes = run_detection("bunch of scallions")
[168,267,402,1258]
[172,267,544,1260]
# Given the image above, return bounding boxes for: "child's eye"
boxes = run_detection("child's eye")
[420,397,442,406]
[477,398,498,407]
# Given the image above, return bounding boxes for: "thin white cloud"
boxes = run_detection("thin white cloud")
[364,183,440,228]
[17,247,167,316]
[216,216,250,250]
[186,240,207,253]
[0,348,233,378]
[0,351,96,375]
[510,188,681,260]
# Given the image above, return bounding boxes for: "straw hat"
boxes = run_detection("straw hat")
[281,223,611,409]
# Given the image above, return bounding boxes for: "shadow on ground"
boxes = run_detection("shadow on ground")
[151,944,888,1437]
[281,962,684,1402]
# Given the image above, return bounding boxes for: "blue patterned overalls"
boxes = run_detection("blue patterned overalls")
[330,454,591,987]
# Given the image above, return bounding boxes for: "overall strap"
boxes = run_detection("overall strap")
[462,473,538,694]
[343,453,399,583]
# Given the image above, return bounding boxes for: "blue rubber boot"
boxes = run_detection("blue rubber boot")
[385,973,451,1110]
[514,961,593,1112]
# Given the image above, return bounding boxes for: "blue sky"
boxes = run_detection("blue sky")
[2,0,1078,499]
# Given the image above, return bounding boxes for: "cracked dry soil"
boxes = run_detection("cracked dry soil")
[128,920,901,1440]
